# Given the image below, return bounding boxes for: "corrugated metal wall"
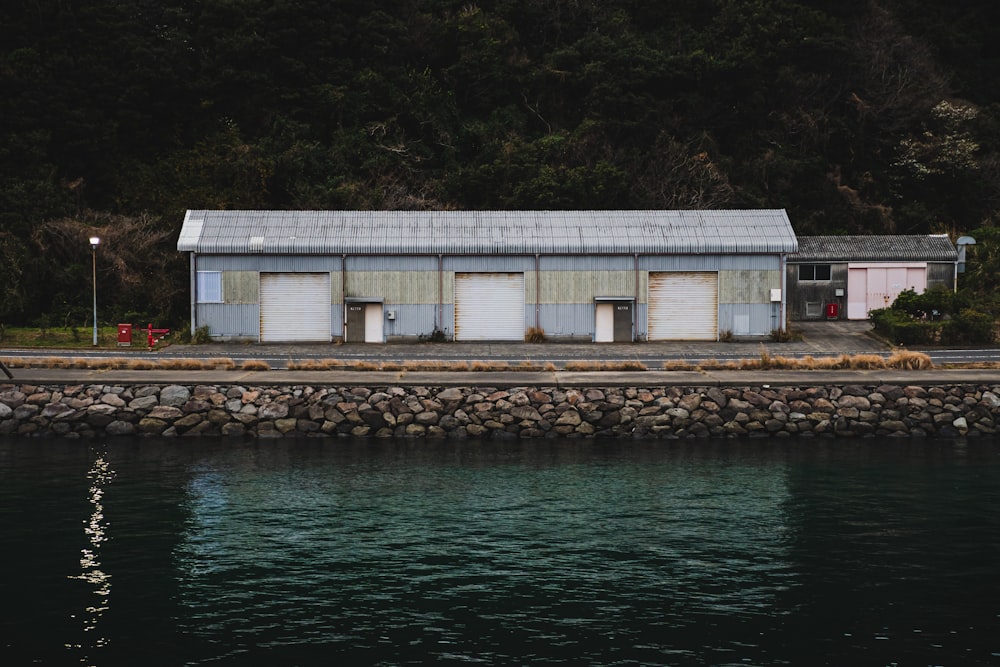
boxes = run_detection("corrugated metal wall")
[444,256,535,272]
[528,271,636,305]
[718,270,779,304]
[927,262,956,290]
[639,255,779,271]
[382,304,439,341]
[345,271,444,304]
[192,253,784,341]
[222,271,258,304]
[538,256,635,271]
[347,256,438,271]
[198,255,341,272]
[719,304,780,336]
[196,304,259,339]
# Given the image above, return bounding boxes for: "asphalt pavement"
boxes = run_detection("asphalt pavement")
[4,321,999,386]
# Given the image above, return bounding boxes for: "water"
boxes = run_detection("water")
[1,437,999,666]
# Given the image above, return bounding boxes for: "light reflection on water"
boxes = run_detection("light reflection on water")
[66,452,115,665]
[1,437,999,666]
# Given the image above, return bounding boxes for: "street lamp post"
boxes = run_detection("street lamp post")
[90,236,100,346]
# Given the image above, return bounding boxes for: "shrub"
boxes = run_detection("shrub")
[419,328,448,343]
[769,328,800,342]
[192,326,211,345]
[870,308,939,345]
[944,308,996,344]
[525,327,546,343]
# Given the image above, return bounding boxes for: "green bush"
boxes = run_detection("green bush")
[944,309,996,344]
[870,308,940,345]
[192,326,212,345]
[892,286,954,320]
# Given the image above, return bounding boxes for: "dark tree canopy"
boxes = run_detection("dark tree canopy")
[1,0,999,325]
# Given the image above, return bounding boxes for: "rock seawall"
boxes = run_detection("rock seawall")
[3,382,999,439]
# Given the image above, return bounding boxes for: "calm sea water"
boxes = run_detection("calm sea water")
[1,436,999,666]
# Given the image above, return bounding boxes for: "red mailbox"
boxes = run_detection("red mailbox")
[825,303,839,320]
[117,323,133,346]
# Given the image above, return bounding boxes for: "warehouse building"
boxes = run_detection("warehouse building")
[176,210,797,343]
[786,235,958,320]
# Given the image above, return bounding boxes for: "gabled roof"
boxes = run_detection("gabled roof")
[177,209,797,255]
[789,235,957,263]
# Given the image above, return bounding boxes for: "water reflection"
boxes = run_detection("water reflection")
[1,437,997,665]
[67,450,115,665]
[173,443,797,663]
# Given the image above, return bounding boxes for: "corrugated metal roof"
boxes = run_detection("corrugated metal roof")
[177,210,798,255]
[790,235,957,262]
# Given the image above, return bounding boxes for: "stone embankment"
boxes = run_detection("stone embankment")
[2,382,1000,439]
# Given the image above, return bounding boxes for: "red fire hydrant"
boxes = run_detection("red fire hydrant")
[142,323,171,350]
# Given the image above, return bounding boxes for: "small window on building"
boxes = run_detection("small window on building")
[197,271,222,303]
[798,264,832,281]
[805,302,822,318]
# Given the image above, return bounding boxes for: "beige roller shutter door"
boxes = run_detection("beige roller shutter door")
[259,273,332,342]
[454,273,524,341]
[648,272,718,341]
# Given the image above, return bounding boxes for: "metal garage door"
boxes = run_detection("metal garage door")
[648,272,718,340]
[454,273,524,341]
[259,273,332,342]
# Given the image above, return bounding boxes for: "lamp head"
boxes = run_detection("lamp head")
[89,236,100,248]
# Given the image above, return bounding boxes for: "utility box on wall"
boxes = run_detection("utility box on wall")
[826,303,839,320]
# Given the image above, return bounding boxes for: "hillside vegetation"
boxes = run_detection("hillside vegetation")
[1,0,999,326]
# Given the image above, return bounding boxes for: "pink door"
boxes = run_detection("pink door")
[847,267,869,319]
[848,265,929,320]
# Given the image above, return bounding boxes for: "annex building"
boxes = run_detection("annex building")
[176,210,797,343]
[786,235,958,321]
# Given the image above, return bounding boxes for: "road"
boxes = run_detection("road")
[3,343,999,370]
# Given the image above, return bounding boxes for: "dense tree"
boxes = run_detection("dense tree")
[1,0,999,326]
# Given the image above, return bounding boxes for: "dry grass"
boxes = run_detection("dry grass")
[158,358,208,370]
[287,359,331,371]
[564,360,602,371]
[846,353,886,370]
[886,350,933,370]
[350,360,381,371]
[0,349,940,373]
[525,327,547,343]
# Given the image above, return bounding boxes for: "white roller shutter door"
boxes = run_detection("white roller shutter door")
[648,272,718,341]
[455,273,524,341]
[259,273,332,342]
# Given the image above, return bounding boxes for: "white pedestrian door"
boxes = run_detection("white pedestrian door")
[454,273,524,341]
[595,303,614,342]
[259,273,332,342]
[364,303,383,343]
[647,272,718,341]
